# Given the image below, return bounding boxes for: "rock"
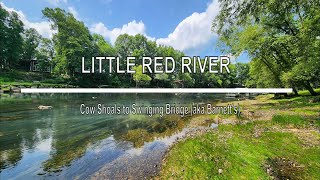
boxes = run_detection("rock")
[12,89,21,93]
[266,167,271,174]
[38,105,53,110]
[218,168,223,174]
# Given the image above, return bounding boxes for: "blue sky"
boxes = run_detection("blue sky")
[1,0,248,62]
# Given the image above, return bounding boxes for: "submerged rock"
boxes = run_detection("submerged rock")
[38,105,53,110]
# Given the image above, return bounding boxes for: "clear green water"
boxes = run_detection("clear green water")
[0,93,224,179]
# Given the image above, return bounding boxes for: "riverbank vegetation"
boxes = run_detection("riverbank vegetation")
[158,90,320,179]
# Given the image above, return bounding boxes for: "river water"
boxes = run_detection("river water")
[0,93,225,179]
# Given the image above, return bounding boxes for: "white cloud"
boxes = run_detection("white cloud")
[1,2,55,38]
[68,6,80,20]
[46,0,68,6]
[90,20,155,44]
[90,0,220,54]
[1,0,221,56]
[156,0,220,52]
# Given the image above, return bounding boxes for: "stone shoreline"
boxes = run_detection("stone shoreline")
[91,124,218,180]
[0,84,77,93]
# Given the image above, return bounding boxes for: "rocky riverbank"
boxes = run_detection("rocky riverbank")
[0,83,77,93]
[156,93,320,179]
[91,123,218,180]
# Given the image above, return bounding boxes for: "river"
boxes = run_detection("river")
[0,93,225,179]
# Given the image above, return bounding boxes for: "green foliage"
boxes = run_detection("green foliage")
[115,34,156,61]
[42,7,95,76]
[246,59,281,88]
[179,73,194,88]
[133,65,152,87]
[114,34,157,86]
[36,38,54,73]
[154,73,170,87]
[213,0,320,95]
[111,75,121,87]
[22,28,41,60]
[92,33,115,56]
[0,5,24,69]
[235,62,249,86]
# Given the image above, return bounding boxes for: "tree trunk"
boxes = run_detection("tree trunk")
[291,82,299,96]
[304,82,317,96]
[292,86,298,96]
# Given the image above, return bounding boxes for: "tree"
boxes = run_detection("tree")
[0,5,9,68]
[133,65,151,87]
[213,0,320,95]
[154,73,170,87]
[0,5,24,69]
[92,33,116,85]
[245,59,281,88]
[36,38,54,73]
[235,62,249,87]
[92,33,115,56]
[6,11,24,69]
[179,73,194,88]
[156,45,184,87]
[22,28,41,60]
[42,8,95,76]
[115,34,157,86]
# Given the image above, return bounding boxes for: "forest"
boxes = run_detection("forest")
[0,1,319,95]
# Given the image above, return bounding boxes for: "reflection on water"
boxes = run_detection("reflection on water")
[0,93,223,179]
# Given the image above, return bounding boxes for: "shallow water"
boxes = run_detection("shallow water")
[0,93,224,179]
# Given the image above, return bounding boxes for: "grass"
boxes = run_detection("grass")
[298,88,320,96]
[158,91,320,179]
[159,121,320,179]
[272,114,307,127]
[0,70,72,88]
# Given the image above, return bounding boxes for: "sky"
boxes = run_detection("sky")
[1,0,248,62]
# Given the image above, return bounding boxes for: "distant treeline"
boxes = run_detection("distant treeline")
[0,6,249,88]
